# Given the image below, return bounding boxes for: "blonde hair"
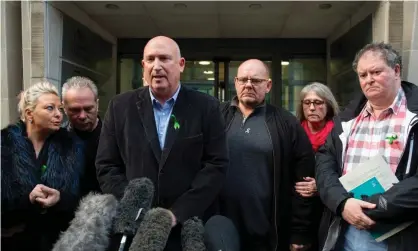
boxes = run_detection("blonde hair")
[296,82,340,121]
[62,76,98,101]
[18,82,59,122]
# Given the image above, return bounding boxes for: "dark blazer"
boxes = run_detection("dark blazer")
[96,86,228,223]
[1,121,85,251]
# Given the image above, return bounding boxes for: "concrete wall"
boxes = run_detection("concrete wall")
[326,1,378,105]
[326,0,418,108]
[1,1,23,127]
[50,1,118,114]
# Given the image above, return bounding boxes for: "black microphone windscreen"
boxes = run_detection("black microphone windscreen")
[113,177,154,236]
[52,193,119,251]
[204,215,240,251]
[181,217,206,251]
[128,207,173,251]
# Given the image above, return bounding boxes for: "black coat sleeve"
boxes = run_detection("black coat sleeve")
[288,116,317,245]
[315,136,351,215]
[96,99,129,199]
[170,101,228,223]
[364,173,418,223]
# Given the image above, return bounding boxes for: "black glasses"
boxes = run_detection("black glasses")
[302,99,325,107]
[235,77,270,86]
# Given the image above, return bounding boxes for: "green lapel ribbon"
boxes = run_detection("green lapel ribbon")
[385,134,398,144]
[41,165,47,174]
[171,114,180,130]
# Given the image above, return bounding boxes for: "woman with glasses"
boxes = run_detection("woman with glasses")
[294,82,339,250]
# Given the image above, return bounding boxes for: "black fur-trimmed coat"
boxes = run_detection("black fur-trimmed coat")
[1,121,85,251]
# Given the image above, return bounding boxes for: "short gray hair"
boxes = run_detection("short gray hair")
[18,81,59,122]
[62,76,98,100]
[352,42,402,73]
[296,82,340,121]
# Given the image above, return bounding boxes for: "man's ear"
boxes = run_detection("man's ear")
[394,64,401,78]
[266,79,272,93]
[96,99,100,112]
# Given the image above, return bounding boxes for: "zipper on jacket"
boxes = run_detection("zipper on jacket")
[398,117,418,175]
[405,133,415,175]
[226,112,236,132]
[264,120,278,251]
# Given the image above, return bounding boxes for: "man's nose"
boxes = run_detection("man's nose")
[153,58,163,70]
[243,80,253,88]
[365,73,374,84]
[78,110,87,119]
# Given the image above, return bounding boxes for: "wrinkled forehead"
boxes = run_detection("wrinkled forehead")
[357,51,388,69]
[37,93,61,105]
[303,91,323,101]
[237,63,269,78]
[65,93,97,109]
[143,40,179,59]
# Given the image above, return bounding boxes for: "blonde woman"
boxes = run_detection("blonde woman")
[1,82,85,251]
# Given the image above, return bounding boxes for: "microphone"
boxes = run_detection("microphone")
[113,177,155,251]
[52,193,119,251]
[128,207,173,251]
[181,217,206,251]
[204,215,240,251]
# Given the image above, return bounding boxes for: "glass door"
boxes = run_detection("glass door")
[118,58,274,104]
[180,60,215,96]
[281,58,326,115]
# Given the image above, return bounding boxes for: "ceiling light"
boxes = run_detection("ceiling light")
[318,3,332,10]
[249,4,262,10]
[199,61,211,65]
[174,3,187,9]
[105,4,119,10]
[281,61,289,66]
[207,77,215,81]
[204,71,213,74]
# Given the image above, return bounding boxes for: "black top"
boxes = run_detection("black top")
[221,104,273,239]
[221,101,316,249]
[73,118,103,195]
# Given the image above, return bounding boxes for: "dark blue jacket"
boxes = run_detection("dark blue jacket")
[1,121,85,251]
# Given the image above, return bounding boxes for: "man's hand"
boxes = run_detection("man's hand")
[342,198,376,230]
[295,177,317,197]
[167,210,177,227]
[35,185,60,208]
[290,244,310,251]
[29,184,47,204]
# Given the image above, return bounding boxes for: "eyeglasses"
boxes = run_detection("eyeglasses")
[302,99,325,107]
[235,77,270,86]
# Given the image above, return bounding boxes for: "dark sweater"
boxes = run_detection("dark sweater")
[73,118,102,195]
[220,105,273,244]
[221,101,316,249]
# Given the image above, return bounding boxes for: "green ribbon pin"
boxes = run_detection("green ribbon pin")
[171,114,180,130]
[41,165,47,174]
[385,134,398,144]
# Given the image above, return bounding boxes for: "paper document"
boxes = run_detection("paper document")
[339,155,413,242]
